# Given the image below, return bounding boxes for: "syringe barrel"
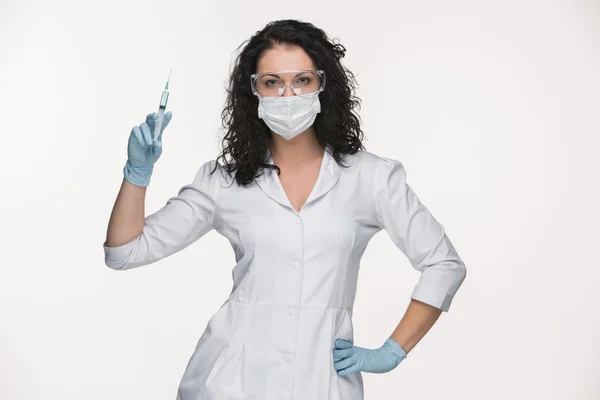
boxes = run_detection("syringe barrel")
[153,108,165,141]
[159,90,169,108]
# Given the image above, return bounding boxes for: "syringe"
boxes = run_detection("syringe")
[153,68,172,141]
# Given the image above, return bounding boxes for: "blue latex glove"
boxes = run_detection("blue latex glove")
[333,337,407,376]
[123,111,172,186]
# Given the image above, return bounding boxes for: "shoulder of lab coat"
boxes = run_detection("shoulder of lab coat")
[373,155,467,312]
[103,159,222,271]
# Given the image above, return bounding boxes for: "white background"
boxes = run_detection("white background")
[1,0,599,399]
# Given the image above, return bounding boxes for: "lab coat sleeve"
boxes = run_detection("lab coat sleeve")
[103,160,221,271]
[374,157,466,312]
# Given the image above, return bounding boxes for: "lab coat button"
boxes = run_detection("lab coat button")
[285,354,292,362]
[291,262,299,270]
[288,308,296,316]
[294,217,301,224]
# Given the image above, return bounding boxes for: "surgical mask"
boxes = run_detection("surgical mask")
[257,91,321,140]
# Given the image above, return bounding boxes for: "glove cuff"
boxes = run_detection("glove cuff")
[123,162,153,187]
[383,337,407,363]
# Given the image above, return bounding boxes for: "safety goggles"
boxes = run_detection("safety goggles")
[251,69,326,98]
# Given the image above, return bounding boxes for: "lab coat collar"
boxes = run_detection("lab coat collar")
[256,144,340,212]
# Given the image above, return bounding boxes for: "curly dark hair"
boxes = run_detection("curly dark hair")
[210,19,365,186]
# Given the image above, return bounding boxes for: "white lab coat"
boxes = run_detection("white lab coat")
[103,145,466,400]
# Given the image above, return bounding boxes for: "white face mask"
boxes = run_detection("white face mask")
[257,91,321,140]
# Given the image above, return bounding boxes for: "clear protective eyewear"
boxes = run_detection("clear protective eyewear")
[251,69,326,98]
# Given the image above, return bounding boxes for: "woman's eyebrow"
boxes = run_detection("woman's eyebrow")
[260,72,309,78]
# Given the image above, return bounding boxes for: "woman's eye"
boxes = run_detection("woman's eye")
[296,77,310,85]
[265,80,279,87]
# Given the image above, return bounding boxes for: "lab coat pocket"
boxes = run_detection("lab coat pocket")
[329,308,363,399]
[204,342,230,394]
[204,342,248,400]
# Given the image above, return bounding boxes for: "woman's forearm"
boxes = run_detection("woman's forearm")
[105,178,147,247]
[390,299,443,354]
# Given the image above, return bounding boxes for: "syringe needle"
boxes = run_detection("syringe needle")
[165,68,172,90]
[154,69,172,141]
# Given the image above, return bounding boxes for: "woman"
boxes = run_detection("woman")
[104,19,466,400]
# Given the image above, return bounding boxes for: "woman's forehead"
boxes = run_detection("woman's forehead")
[256,45,315,74]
